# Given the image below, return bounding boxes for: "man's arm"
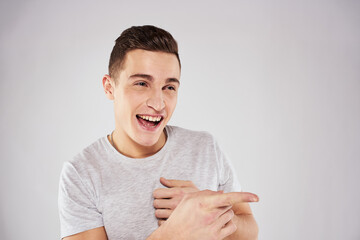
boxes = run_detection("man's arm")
[148,190,258,240]
[224,203,258,240]
[62,227,108,240]
[153,178,259,240]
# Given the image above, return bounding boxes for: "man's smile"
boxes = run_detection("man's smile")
[136,114,164,131]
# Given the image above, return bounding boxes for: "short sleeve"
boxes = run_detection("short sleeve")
[58,162,104,239]
[214,139,242,193]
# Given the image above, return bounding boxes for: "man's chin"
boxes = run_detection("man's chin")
[134,130,166,148]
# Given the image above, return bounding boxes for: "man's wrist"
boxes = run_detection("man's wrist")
[147,223,184,240]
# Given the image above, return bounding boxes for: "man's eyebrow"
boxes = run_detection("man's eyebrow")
[166,78,180,85]
[129,74,154,81]
[129,74,180,85]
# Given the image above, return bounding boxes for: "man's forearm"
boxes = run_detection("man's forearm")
[224,214,258,240]
[147,224,174,240]
[147,226,165,240]
[148,213,258,240]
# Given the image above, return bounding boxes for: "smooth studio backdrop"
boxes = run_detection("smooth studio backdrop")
[0,0,359,239]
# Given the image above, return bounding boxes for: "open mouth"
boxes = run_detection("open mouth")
[136,114,163,130]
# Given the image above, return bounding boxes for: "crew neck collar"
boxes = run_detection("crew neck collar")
[103,125,171,163]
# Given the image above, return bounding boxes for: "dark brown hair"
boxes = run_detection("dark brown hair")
[108,25,181,80]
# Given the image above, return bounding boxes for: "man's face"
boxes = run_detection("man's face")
[111,49,180,148]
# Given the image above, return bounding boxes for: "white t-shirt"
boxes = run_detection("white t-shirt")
[58,125,241,239]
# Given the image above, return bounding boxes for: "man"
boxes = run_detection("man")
[58,25,259,240]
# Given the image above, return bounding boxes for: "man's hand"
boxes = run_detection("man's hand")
[153,177,199,225]
[148,190,259,240]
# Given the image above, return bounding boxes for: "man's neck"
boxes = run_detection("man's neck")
[108,129,167,158]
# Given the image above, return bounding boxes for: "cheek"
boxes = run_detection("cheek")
[165,94,177,111]
[122,91,146,107]
[114,92,138,120]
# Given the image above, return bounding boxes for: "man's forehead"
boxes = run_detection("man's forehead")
[125,49,178,65]
[121,49,181,79]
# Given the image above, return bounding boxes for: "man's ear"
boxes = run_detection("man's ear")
[102,74,115,100]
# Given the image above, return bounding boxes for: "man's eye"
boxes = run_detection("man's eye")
[166,85,176,91]
[135,82,147,87]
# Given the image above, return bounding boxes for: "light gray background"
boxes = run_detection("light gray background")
[1,0,359,239]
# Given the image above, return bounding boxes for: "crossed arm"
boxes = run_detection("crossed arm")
[150,177,258,240]
[63,178,258,240]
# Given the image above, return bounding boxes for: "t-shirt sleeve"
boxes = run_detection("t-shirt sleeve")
[214,139,242,193]
[58,161,104,239]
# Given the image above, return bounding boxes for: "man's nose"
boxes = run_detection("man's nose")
[146,89,165,112]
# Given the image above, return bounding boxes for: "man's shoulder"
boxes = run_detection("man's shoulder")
[167,125,215,144]
[67,136,108,171]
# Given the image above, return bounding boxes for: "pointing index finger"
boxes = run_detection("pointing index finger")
[208,192,259,209]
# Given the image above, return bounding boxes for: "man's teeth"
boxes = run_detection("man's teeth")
[138,115,162,122]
